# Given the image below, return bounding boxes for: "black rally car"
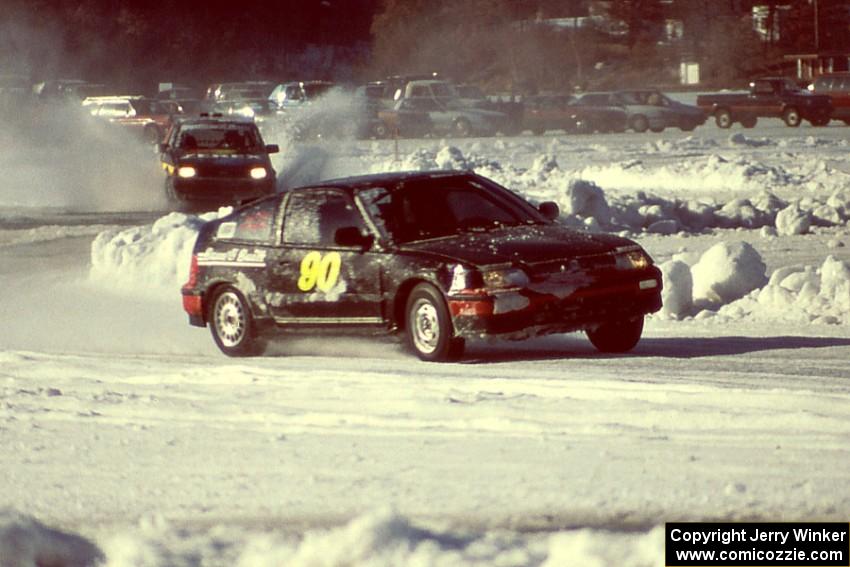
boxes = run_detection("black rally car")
[159,115,279,208]
[181,171,662,361]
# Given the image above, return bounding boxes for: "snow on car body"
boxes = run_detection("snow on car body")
[181,171,663,360]
[158,115,279,209]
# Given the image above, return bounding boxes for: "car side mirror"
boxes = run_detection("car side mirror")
[266,144,279,154]
[335,226,374,250]
[158,143,169,153]
[538,201,560,221]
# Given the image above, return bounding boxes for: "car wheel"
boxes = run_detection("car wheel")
[405,283,463,362]
[585,316,644,353]
[630,115,649,133]
[454,118,472,137]
[809,117,830,127]
[650,125,664,133]
[143,124,162,144]
[740,117,757,128]
[783,107,801,127]
[714,109,733,129]
[679,122,696,132]
[531,126,546,136]
[208,286,265,357]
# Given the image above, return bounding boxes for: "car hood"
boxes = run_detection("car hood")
[398,224,637,267]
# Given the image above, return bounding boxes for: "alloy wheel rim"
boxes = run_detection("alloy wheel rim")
[215,292,245,347]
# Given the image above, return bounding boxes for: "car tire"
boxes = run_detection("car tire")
[783,107,801,127]
[630,115,649,133]
[531,126,546,136]
[585,316,644,353]
[679,122,696,132]
[650,125,664,133]
[809,117,830,127]
[714,109,733,129]
[405,283,463,362]
[454,118,472,137]
[740,117,757,128]
[143,124,162,144]
[208,286,265,357]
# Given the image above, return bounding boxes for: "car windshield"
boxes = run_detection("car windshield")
[358,176,544,244]
[176,124,262,152]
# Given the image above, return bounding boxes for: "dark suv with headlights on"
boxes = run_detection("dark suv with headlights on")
[159,115,278,209]
[181,171,662,361]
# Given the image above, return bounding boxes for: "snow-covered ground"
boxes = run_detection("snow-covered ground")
[1,107,849,566]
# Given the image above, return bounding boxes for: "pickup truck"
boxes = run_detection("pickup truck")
[697,77,833,128]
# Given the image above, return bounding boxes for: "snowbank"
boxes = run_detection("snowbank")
[656,242,850,325]
[89,210,228,296]
[368,146,850,234]
[691,242,767,310]
[1,508,666,567]
[714,256,850,325]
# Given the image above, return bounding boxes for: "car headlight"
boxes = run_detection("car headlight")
[250,167,268,180]
[615,248,651,270]
[482,267,529,290]
[177,166,196,178]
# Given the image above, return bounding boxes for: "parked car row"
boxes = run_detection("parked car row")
[8,73,850,147]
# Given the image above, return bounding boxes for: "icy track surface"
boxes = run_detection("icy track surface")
[2,119,850,565]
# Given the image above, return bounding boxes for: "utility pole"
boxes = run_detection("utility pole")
[812,0,819,52]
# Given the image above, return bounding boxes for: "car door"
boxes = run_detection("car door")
[750,80,781,114]
[267,189,385,326]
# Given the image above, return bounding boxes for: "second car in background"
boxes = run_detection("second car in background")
[159,115,279,210]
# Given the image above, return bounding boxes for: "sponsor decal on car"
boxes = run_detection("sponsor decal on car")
[197,247,267,267]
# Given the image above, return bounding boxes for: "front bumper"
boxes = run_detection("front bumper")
[448,268,663,340]
[171,176,275,204]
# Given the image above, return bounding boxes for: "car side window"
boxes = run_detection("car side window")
[283,191,365,246]
[231,199,277,242]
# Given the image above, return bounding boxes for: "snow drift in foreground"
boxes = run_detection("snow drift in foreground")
[1,508,663,567]
[90,209,230,296]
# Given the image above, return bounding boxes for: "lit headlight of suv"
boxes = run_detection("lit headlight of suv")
[249,167,268,180]
[177,166,197,178]
[614,247,651,270]
[482,267,529,290]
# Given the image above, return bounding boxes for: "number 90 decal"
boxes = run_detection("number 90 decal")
[297,251,342,292]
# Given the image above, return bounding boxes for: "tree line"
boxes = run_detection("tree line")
[2,0,848,94]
